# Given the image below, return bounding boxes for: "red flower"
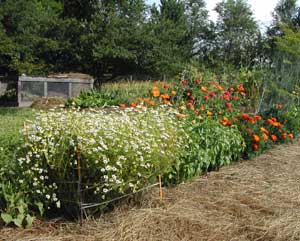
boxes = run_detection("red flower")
[228,108,233,113]
[163,85,169,89]
[181,79,187,85]
[204,96,209,101]
[252,144,259,151]
[209,92,217,97]
[225,102,231,108]
[232,95,239,101]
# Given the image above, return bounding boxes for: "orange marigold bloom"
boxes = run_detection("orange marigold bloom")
[238,84,245,92]
[176,113,187,119]
[130,102,137,107]
[207,111,213,116]
[271,135,277,142]
[152,87,160,97]
[137,97,143,102]
[119,103,126,108]
[267,119,274,125]
[282,133,287,139]
[252,134,260,143]
[217,85,224,91]
[201,86,208,92]
[278,104,283,109]
[263,133,268,142]
[171,90,177,95]
[161,94,170,100]
[241,113,251,121]
[288,133,294,139]
[260,127,269,135]
[254,115,262,121]
[252,144,259,151]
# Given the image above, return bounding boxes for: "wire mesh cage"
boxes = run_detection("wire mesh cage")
[18,76,94,107]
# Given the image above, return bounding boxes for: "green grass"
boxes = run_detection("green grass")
[0,107,34,150]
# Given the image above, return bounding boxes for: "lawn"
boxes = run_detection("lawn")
[0,107,34,149]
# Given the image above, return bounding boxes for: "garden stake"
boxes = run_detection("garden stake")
[158,175,163,200]
[77,147,84,226]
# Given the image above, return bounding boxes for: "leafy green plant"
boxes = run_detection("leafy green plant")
[167,119,245,183]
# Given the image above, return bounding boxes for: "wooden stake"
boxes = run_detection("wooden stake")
[158,175,163,200]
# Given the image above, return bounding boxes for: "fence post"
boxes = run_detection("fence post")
[44,81,48,97]
[68,81,72,98]
[77,147,84,225]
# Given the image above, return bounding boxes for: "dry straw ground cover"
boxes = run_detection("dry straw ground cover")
[2,143,300,241]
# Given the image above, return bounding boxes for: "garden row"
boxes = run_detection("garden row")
[1,76,300,228]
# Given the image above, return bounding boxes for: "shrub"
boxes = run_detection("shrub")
[17,107,188,216]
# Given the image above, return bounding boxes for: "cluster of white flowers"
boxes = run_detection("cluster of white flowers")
[20,107,189,210]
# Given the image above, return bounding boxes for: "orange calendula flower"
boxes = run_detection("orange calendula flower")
[151,87,160,97]
[160,94,170,100]
[288,133,294,139]
[271,135,277,142]
[241,113,251,121]
[238,84,245,92]
[260,127,269,135]
[201,86,208,92]
[176,113,187,119]
[171,90,176,95]
[252,134,260,143]
[278,104,283,109]
[263,133,268,142]
[130,102,137,107]
[217,85,224,91]
[254,115,262,121]
[282,133,287,139]
[207,111,213,116]
[137,97,143,102]
[149,100,156,106]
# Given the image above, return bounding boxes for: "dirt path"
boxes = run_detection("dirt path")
[2,143,300,241]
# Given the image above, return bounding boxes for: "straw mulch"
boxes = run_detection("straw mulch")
[1,143,300,241]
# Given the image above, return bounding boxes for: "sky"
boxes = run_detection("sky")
[146,0,284,27]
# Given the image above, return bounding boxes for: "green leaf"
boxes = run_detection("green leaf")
[13,214,24,228]
[35,201,44,216]
[1,213,13,224]
[25,214,35,228]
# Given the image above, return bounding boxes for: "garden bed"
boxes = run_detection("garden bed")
[1,143,300,241]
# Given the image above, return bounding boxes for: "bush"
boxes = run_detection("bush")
[17,107,188,216]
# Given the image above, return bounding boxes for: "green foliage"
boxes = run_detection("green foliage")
[0,108,34,150]
[213,0,262,68]
[67,81,165,108]
[168,119,245,182]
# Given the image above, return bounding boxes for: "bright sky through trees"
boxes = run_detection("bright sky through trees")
[146,0,293,26]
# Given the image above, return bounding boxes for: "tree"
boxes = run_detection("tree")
[213,0,261,68]
[266,0,300,56]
